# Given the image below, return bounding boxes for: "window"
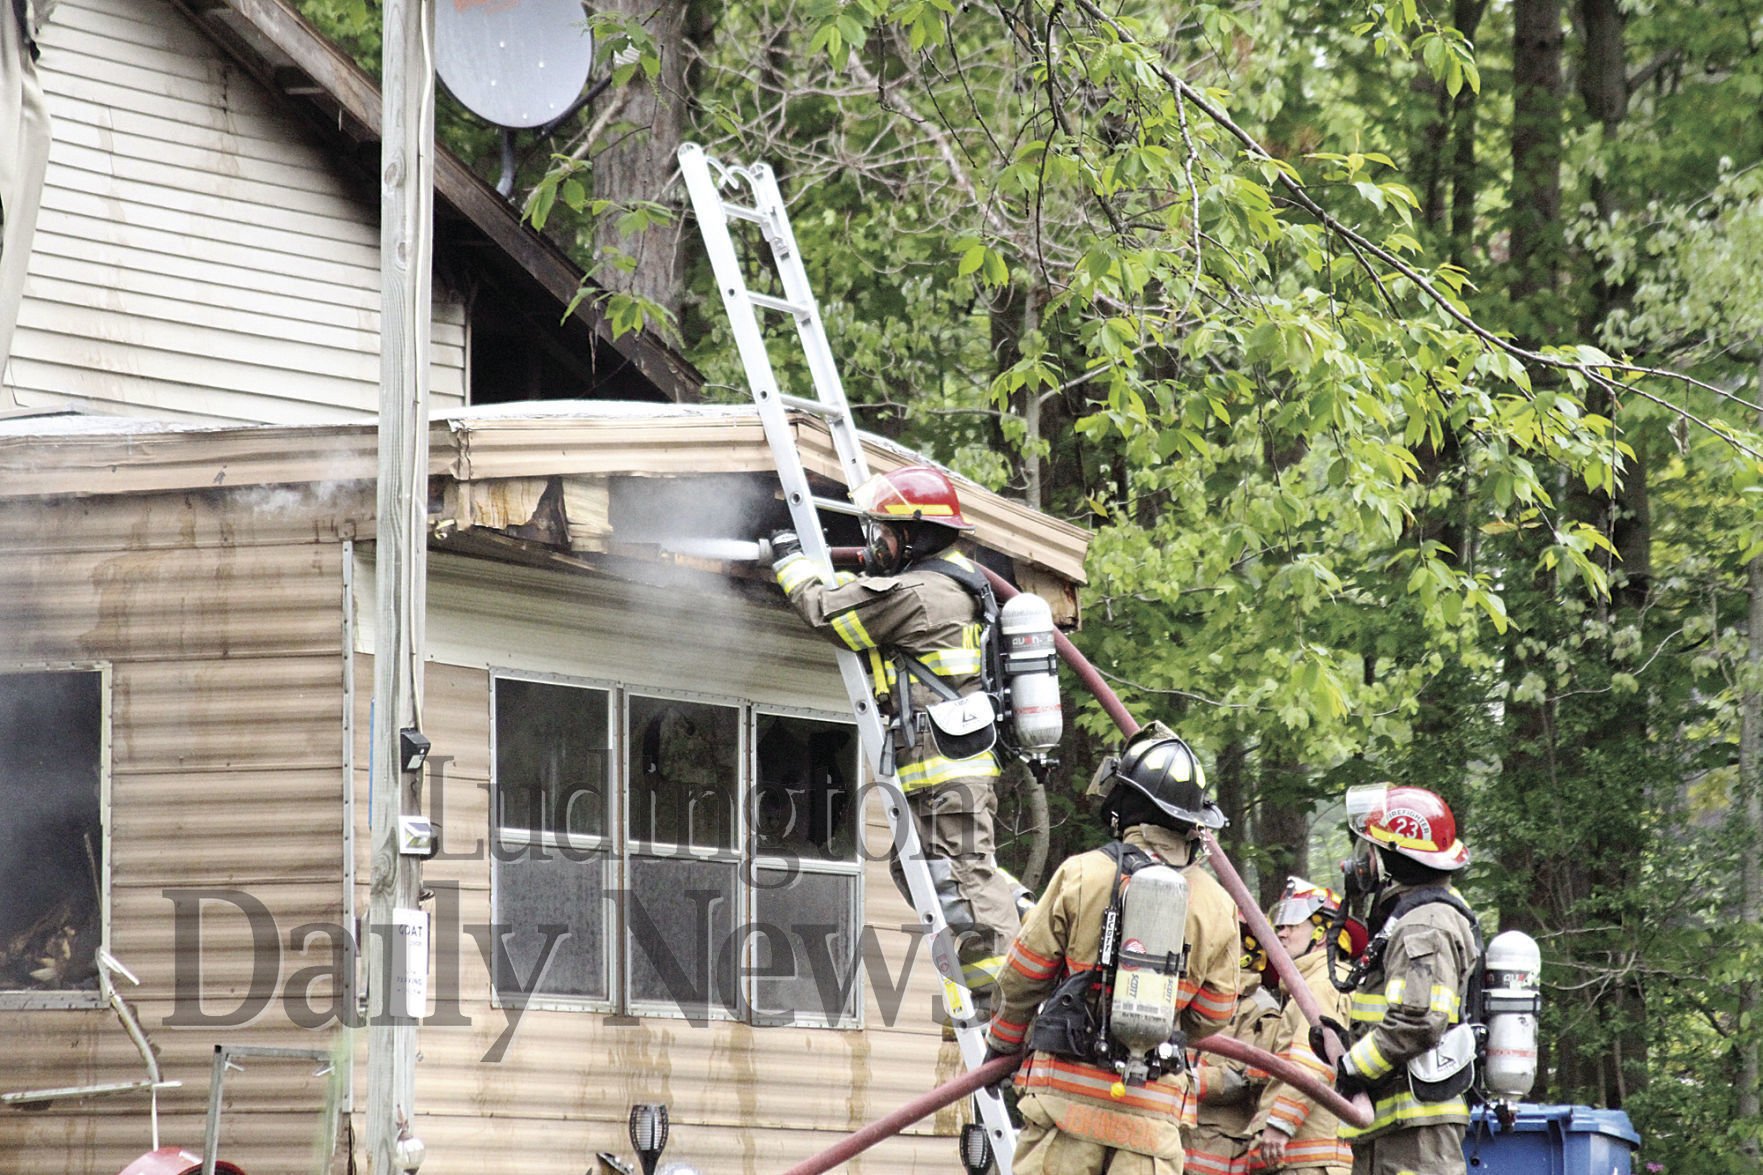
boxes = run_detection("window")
[0,667,107,1006]
[624,692,741,1018]
[490,674,864,1027]
[492,676,614,1007]
[750,711,861,1027]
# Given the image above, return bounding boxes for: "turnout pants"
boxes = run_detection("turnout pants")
[1014,1118,1182,1175]
[1350,1124,1466,1175]
[886,777,1020,991]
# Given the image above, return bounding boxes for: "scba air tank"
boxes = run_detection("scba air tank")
[1482,929,1542,1102]
[1110,864,1190,1074]
[1000,593,1063,753]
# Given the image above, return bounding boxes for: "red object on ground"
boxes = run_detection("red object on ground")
[115,1147,247,1175]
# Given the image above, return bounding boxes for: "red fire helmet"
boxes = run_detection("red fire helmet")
[1347,783,1470,871]
[851,465,974,530]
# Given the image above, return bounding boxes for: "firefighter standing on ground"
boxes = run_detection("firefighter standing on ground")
[1331,785,1479,1175]
[769,464,1020,1000]
[1183,931,1281,1175]
[983,732,1240,1174]
[1248,878,1359,1175]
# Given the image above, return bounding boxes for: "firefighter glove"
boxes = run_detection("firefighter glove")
[981,1044,1021,1089]
[766,529,802,565]
[1333,1055,1368,1100]
[1308,1015,1351,1065]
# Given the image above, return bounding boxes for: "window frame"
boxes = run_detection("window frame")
[0,661,112,1012]
[747,703,865,1030]
[488,669,619,1015]
[621,684,747,1023]
[485,675,867,1030]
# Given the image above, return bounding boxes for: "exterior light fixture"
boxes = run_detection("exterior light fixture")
[959,1121,993,1175]
[399,728,431,774]
[628,1102,669,1175]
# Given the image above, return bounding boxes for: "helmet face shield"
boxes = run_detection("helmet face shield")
[1348,782,1470,871]
[1271,876,1341,927]
[1345,783,1388,838]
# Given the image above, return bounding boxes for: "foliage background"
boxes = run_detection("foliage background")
[302,0,1763,1165]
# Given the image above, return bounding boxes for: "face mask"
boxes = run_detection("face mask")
[863,520,899,574]
[1341,839,1381,903]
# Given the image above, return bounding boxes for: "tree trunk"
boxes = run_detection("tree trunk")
[591,0,703,320]
[1254,756,1310,910]
[1498,0,1567,1100]
[1739,349,1763,1152]
[1448,0,1487,266]
[1510,0,1563,306]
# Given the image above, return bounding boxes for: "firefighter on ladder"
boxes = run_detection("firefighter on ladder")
[1247,878,1362,1175]
[982,730,1240,1174]
[1183,915,1282,1175]
[769,464,1022,1006]
[1329,785,1479,1175]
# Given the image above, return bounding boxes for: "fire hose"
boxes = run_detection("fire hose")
[781,553,1372,1173]
[977,568,1371,1128]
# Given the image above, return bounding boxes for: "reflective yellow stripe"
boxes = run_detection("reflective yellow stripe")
[866,648,894,692]
[1338,1089,1469,1139]
[963,955,1005,988]
[1352,983,1462,1023]
[830,608,877,651]
[918,647,983,675]
[774,553,822,594]
[898,749,1000,791]
[875,501,957,518]
[1347,1035,1395,1081]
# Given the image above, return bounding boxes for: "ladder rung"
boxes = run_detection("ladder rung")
[722,201,765,224]
[748,291,811,317]
[777,392,845,420]
[812,496,864,517]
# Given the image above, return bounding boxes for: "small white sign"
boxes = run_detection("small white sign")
[392,907,430,1019]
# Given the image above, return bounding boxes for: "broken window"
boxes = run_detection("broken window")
[750,711,862,1026]
[625,693,741,1018]
[0,668,105,1001]
[492,676,613,1005]
[753,712,858,862]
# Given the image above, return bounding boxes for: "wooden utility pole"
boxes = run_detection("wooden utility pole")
[367,1,435,1171]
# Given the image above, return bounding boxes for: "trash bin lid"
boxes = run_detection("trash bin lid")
[1470,1104,1641,1145]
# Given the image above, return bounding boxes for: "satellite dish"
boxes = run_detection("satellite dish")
[435,0,596,129]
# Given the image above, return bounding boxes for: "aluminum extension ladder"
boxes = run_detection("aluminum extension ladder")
[678,142,1017,1172]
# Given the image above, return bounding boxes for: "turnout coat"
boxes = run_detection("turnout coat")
[986,824,1241,1160]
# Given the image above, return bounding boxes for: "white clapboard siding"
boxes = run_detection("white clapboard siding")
[10,0,468,422]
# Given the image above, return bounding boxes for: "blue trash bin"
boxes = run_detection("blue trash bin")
[1463,1103,1641,1175]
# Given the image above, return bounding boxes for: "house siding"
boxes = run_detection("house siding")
[0,486,360,1174]
[0,486,979,1173]
[7,0,467,423]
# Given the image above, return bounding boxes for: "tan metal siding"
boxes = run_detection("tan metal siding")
[9,0,467,423]
[339,557,970,1172]
[0,489,351,1174]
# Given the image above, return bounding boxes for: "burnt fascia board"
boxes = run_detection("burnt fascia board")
[176,0,701,403]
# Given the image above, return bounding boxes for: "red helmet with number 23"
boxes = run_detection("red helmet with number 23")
[1348,783,1470,872]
